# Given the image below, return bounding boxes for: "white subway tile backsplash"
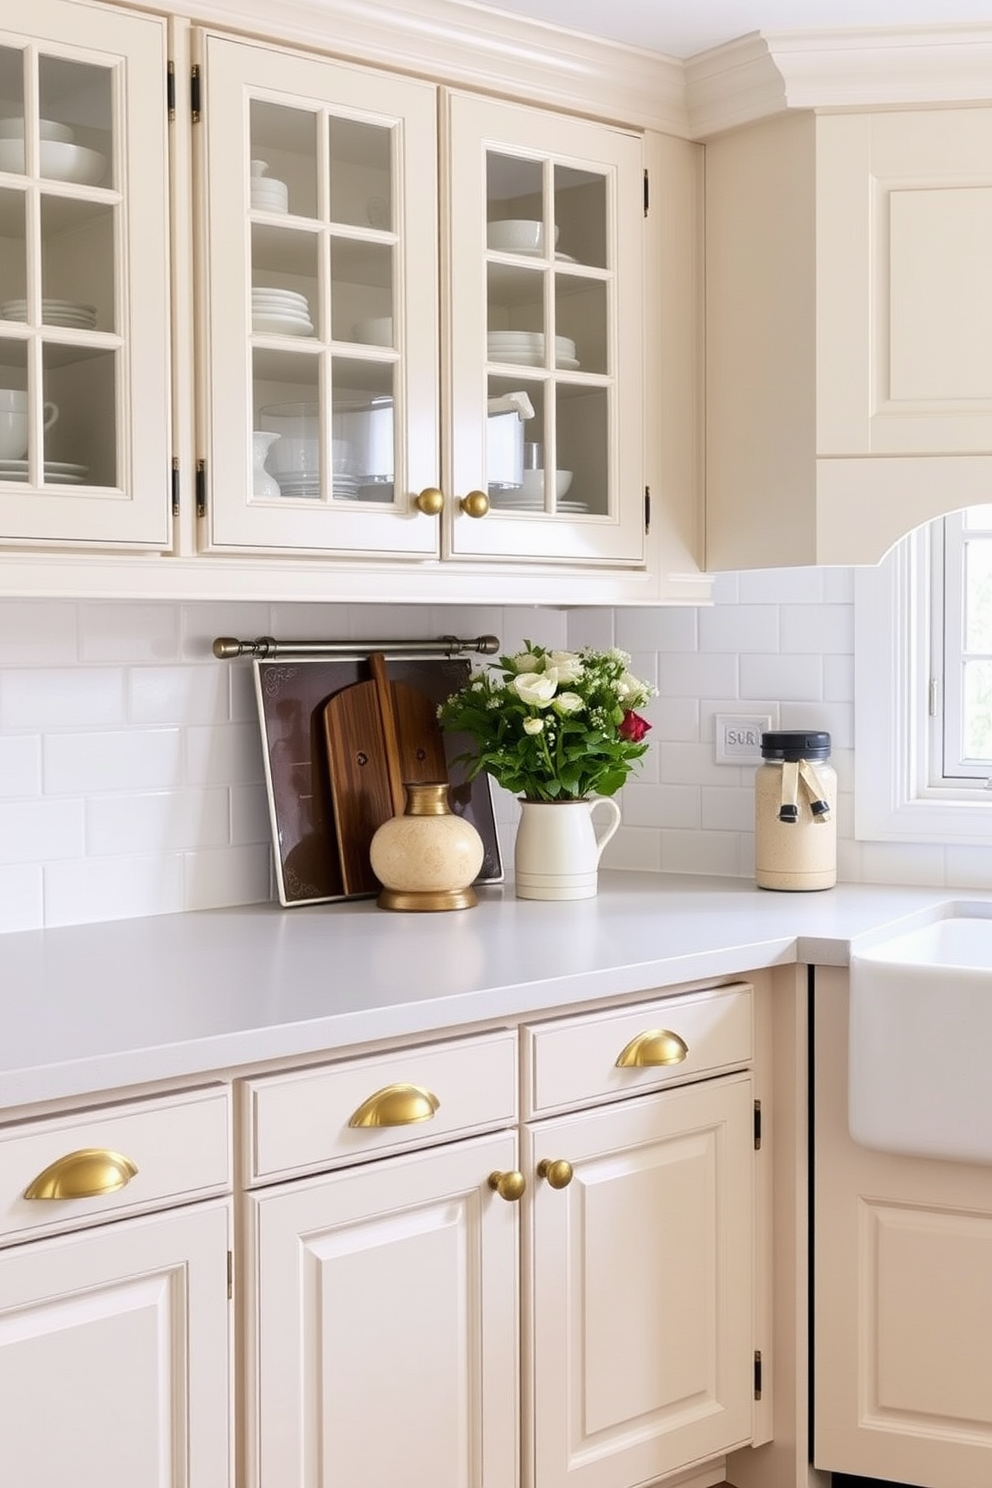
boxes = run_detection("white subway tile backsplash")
[657,652,738,699]
[1,667,126,729]
[945,844,992,887]
[740,653,822,702]
[0,602,77,665]
[622,783,701,830]
[129,665,230,726]
[660,741,742,788]
[87,789,230,856]
[823,654,855,702]
[80,603,180,663]
[230,783,273,846]
[738,568,825,604]
[604,826,662,872]
[184,722,265,788]
[779,604,854,655]
[861,841,946,886]
[661,828,741,877]
[563,609,615,651]
[616,605,697,653]
[701,786,755,833]
[698,605,778,654]
[0,863,43,932]
[44,729,183,795]
[180,602,273,661]
[0,735,41,798]
[184,844,272,910]
[0,798,85,864]
[45,852,185,926]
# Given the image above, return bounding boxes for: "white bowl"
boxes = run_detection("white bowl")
[487,219,559,254]
[251,182,289,211]
[0,139,106,184]
[520,469,573,501]
[0,117,75,143]
[352,316,393,346]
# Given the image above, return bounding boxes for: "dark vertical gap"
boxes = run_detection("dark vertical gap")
[807,963,817,1468]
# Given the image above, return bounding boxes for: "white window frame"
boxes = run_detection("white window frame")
[854,522,992,843]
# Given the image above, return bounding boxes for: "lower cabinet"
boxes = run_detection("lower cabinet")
[814,967,992,1488]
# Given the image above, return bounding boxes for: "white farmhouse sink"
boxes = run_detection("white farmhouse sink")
[848,904,992,1165]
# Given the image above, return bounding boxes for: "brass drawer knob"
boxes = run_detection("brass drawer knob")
[615,1029,689,1068]
[24,1148,138,1200]
[459,490,489,518]
[537,1157,573,1189]
[487,1169,526,1202]
[415,486,444,515]
[348,1083,440,1128]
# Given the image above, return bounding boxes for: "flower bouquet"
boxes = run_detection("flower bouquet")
[437,641,655,802]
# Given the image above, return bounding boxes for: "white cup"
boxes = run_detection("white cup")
[0,392,59,459]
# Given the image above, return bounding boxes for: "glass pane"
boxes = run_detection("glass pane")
[250,101,317,220]
[257,394,322,501]
[964,537,992,652]
[557,383,609,515]
[38,57,112,189]
[556,273,605,373]
[487,151,546,255]
[43,342,116,486]
[0,336,28,475]
[328,117,392,230]
[40,196,113,331]
[251,224,318,337]
[333,359,395,502]
[487,374,544,507]
[488,262,545,364]
[0,188,27,315]
[332,237,393,345]
[963,660,992,761]
[554,165,606,269]
[0,46,25,167]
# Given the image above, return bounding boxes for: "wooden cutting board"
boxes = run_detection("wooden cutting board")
[322,652,450,894]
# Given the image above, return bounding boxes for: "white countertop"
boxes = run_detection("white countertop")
[1,872,981,1109]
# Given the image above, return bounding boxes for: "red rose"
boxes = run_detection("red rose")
[619,710,651,743]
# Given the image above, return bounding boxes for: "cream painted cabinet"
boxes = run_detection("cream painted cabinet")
[196,30,647,570]
[706,106,992,571]
[813,966,992,1488]
[0,0,172,548]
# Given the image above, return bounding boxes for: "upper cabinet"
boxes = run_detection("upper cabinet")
[705,105,992,570]
[196,32,648,572]
[0,0,171,549]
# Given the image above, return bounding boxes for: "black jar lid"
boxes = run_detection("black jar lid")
[761,729,831,761]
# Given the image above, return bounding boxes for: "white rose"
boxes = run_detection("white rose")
[616,671,645,702]
[513,652,542,673]
[547,650,584,683]
[552,691,584,716]
[523,716,545,735]
[513,671,557,707]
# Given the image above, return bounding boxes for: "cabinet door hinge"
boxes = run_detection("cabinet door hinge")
[754,1349,762,1400]
[166,60,175,122]
[171,456,180,517]
[195,458,206,518]
[227,1249,233,1300]
[643,167,650,217]
[753,1098,762,1150]
[190,63,202,124]
[644,485,651,535]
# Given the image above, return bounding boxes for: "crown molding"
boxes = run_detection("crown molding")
[686,24,992,139]
[151,0,689,135]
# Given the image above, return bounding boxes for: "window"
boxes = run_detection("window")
[855,509,992,843]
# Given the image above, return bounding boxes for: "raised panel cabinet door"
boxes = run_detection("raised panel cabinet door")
[196,30,440,559]
[445,90,645,567]
[817,108,992,457]
[245,1129,520,1488]
[526,1072,754,1488]
[814,971,992,1488]
[0,0,172,547]
[0,1199,232,1487]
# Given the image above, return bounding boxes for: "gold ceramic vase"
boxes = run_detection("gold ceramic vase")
[369,782,484,911]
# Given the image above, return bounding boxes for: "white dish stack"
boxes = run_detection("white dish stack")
[1,298,97,329]
[250,160,289,213]
[251,287,314,336]
[487,331,579,368]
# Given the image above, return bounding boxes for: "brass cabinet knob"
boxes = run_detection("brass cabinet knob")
[24,1148,138,1200]
[459,490,490,518]
[415,486,444,515]
[537,1157,573,1189]
[348,1083,440,1128]
[615,1029,689,1068]
[488,1169,526,1202]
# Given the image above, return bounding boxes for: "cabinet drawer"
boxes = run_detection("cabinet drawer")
[243,1030,518,1185]
[522,983,753,1117]
[0,1085,231,1245]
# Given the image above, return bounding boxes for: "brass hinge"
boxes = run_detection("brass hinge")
[195,458,206,518]
[644,485,651,535]
[190,63,202,124]
[166,60,175,122]
[754,1349,762,1400]
[171,456,179,517]
[643,167,650,217]
[753,1099,762,1150]
[227,1249,233,1300]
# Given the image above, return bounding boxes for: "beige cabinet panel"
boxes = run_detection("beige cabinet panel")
[814,969,992,1487]
[0,1200,232,1487]
[526,1071,754,1488]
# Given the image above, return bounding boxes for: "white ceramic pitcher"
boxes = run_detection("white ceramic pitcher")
[514,796,622,901]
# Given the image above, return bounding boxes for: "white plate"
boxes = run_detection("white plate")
[489,350,582,369]
[252,287,309,300]
[253,315,314,337]
[0,460,90,482]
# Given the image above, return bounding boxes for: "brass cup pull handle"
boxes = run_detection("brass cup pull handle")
[488,1169,526,1202]
[615,1029,689,1068]
[348,1083,440,1128]
[537,1157,573,1189]
[459,490,489,518]
[415,487,444,515]
[24,1148,138,1200]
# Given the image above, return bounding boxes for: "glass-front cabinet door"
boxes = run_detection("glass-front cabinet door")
[198,32,439,558]
[446,92,645,566]
[0,0,170,548]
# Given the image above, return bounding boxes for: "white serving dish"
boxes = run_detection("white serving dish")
[487,219,559,254]
[519,469,574,501]
[0,139,107,184]
[352,316,393,346]
[0,117,74,143]
[252,314,314,337]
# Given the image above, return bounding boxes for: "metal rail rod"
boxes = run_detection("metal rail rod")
[212,633,501,660]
